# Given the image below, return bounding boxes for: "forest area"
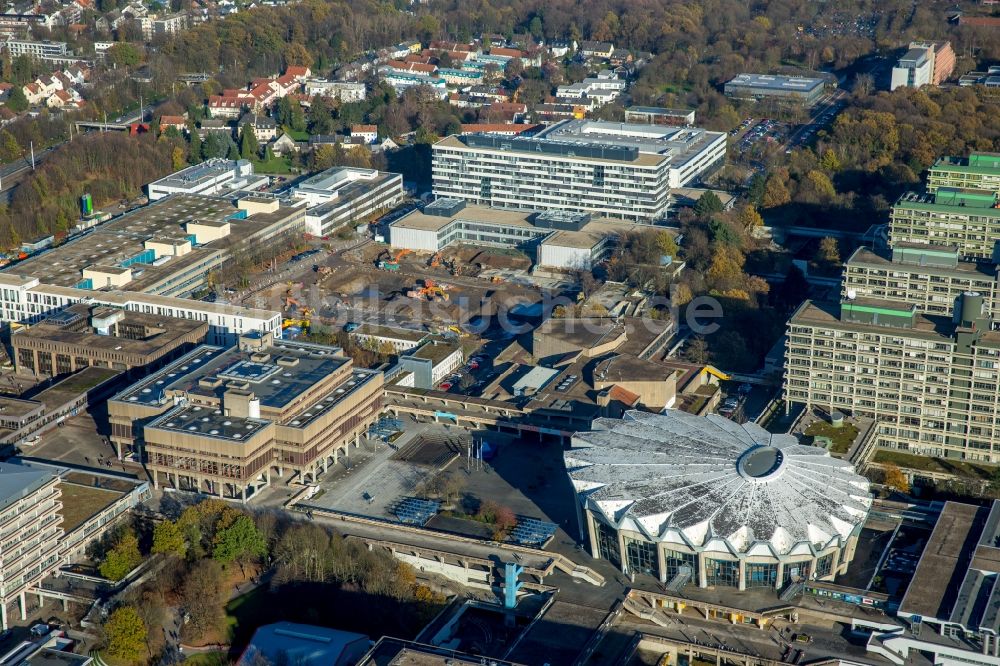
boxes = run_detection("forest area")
[97,500,443,665]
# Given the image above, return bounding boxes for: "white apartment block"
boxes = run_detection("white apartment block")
[0,274,281,346]
[3,39,67,59]
[304,79,367,103]
[431,119,727,222]
[139,13,188,40]
[290,167,404,237]
[0,464,62,630]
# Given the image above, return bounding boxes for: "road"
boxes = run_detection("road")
[0,147,55,202]
[781,88,848,153]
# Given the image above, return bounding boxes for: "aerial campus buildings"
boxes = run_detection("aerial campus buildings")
[784,151,1000,462]
[566,410,872,588]
[388,199,633,271]
[431,119,727,222]
[890,40,956,91]
[6,194,302,298]
[108,331,383,500]
[723,73,827,106]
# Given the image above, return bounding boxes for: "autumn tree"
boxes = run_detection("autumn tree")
[152,520,186,558]
[883,464,910,494]
[706,245,746,293]
[762,175,791,209]
[99,531,143,581]
[104,606,146,662]
[656,231,679,257]
[816,237,840,266]
[738,205,764,230]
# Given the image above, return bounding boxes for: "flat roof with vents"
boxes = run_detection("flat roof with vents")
[146,403,269,442]
[5,193,301,292]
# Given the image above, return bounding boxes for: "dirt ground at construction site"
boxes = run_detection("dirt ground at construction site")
[240,242,563,332]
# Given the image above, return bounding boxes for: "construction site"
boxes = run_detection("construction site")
[244,240,554,341]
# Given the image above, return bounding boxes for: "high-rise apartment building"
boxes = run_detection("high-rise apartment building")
[927,152,1000,194]
[431,119,726,222]
[785,292,1000,461]
[890,187,1000,261]
[784,152,1000,463]
[842,244,1000,319]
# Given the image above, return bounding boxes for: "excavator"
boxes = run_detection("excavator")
[406,278,451,301]
[378,249,412,271]
[428,252,443,268]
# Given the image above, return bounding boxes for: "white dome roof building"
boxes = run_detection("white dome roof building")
[566,410,872,590]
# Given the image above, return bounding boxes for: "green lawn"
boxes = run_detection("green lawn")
[280,126,309,141]
[225,585,268,640]
[804,420,860,455]
[253,155,293,174]
[182,654,227,666]
[873,450,998,480]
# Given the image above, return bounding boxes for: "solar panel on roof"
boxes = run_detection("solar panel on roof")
[393,497,440,525]
[508,517,557,546]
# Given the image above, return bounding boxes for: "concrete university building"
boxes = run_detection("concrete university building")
[6,194,304,298]
[431,119,726,222]
[785,291,1000,461]
[785,152,1000,462]
[723,73,826,106]
[108,331,383,500]
[566,410,871,589]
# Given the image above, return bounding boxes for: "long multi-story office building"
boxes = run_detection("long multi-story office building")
[290,167,403,237]
[927,152,1000,194]
[0,274,282,346]
[890,187,1000,261]
[108,331,383,500]
[723,73,826,106]
[6,195,303,298]
[431,119,726,222]
[842,244,1000,318]
[0,464,62,630]
[784,291,1000,462]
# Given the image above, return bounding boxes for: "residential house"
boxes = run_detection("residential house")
[480,101,527,121]
[21,82,43,104]
[158,115,187,133]
[45,88,81,108]
[196,118,233,138]
[239,112,277,142]
[609,48,633,67]
[208,94,246,119]
[579,40,614,59]
[271,132,299,155]
[547,40,576,57]
[351,124,377,143]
